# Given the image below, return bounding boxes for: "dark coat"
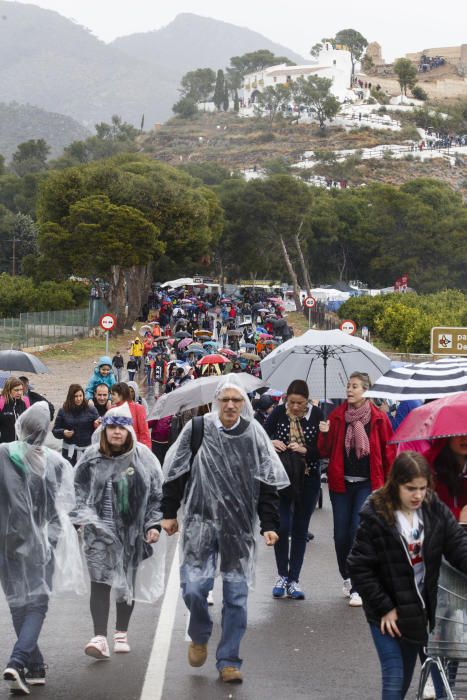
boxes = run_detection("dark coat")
[347,494,467,644]
[0,397,31,443]
[52,406,99,447]
[264,403,322,470]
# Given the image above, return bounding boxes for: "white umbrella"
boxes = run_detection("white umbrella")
[149,373,264,419]
[365,357,467,401]
[260,329,390,402]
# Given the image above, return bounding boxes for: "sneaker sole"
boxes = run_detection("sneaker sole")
[25,679,46,686]
[349,600,363,607]
[114,647,130,654]
[3,670,30,696]
[85,647,110,661]
[272,590,287,598]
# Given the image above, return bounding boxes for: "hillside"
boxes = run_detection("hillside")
[0,1,177,126]
[112,13,306,76]
[0,3,306,127]
[0,102,90,160]
[141,112,467,197]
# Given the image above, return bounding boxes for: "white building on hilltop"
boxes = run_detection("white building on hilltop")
[241,44,353,105]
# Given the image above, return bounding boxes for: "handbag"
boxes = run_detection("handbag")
[279,449,306,501]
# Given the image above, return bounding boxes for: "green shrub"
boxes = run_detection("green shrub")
[411,86,428,101]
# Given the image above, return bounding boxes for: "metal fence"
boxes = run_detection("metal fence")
[302,302,339,330]
[0,307,91,350]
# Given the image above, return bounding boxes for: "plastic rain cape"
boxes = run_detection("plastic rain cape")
[73,429,165,605]
[163,375,289,587]
[0,402,85,607]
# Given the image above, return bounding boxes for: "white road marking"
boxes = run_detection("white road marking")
[140,539,180,700]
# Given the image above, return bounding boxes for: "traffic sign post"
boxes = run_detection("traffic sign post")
[99,314,116,356]
[303,296,317,329]
[361,325,369,341]
[339,319,357,335]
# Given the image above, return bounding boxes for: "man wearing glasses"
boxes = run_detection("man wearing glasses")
[161,375,288,685]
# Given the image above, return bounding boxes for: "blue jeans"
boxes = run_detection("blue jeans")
[0,555,51,670]
[274,470,321,582]
[329,480,372,582]
[370,624,419,699]
[181,558,248,670]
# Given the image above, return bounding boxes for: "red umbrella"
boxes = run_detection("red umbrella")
[219,348,237,357]
[391,393,467,444]
[197,354,229,366]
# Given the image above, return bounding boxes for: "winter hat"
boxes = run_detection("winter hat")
[257,394,274,411]
[101,402,133,429]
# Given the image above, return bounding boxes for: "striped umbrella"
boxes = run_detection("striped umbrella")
[365,357,467,401]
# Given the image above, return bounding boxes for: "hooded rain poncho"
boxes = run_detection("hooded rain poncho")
[73,404,165,604]
[0,402,85,607]
[163,374,289,587]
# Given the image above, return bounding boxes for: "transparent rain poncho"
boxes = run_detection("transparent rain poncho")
[0,402,85,607]
[73,407,165,604]
[163,374,289,587]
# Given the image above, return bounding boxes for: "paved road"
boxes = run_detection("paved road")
[0,487,426,700]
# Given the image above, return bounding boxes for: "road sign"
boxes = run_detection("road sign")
[340,319,357,335]
[99,314,116,332]
[361,325,369,340]
[431,326,467,355]
[303,296,317,309]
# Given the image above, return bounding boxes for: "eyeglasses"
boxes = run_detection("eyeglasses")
[219,397,244,404]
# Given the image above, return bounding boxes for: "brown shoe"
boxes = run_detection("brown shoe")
[219,666,243,684]
[188,642,208,667]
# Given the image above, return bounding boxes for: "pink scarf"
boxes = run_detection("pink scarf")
[345,401,371,459]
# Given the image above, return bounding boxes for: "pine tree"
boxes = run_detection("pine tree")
[213,70,225,110]
[223,85,230,112]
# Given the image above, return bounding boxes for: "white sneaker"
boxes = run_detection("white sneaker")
[113,632,130,653]
[85,635,110,660]
[349,592,363,607]
[207,590,214,606]
[342,578,352,598]
[422,676,436,699]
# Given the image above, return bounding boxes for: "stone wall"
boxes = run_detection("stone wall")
[373,74,467,101]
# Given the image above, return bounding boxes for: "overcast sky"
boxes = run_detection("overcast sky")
[15,0,467,61]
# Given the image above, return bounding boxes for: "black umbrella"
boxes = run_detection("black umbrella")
[175,331,192,339]
[0,350,50,374]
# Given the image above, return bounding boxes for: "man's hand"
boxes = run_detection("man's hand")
[272,439,287,453]
[145,528,160,544]
[380,608,401,638]
[162,519,179,536]
[263,531,279,546]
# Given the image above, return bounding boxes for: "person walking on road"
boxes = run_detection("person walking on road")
[347,451,467,699]
[161,374,289,684]
[52,384,99,466]
[84,356,116,403]
[265,380,323,600]
[1,402,81,695]
[92,384,111,419]
[110,383,151,450]
[318,372,395,607]
[112,351,124,383]
[19,377,55,420]
[0,377,30,444]
[72,403,164,660]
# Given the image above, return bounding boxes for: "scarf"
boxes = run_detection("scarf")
[286,406,307,447]
[345,401,371,459]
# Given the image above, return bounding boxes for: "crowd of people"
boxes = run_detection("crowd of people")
[1,285,467,698]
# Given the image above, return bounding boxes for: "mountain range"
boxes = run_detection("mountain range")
[0,2,306,132]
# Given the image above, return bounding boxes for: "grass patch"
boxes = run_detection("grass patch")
[34,331,131,362]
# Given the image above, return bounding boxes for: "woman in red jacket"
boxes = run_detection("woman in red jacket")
[110,383,152,450]
[425,435,467,522]
[318,372,395,607]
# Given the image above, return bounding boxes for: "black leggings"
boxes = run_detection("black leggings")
[90,582,135,637]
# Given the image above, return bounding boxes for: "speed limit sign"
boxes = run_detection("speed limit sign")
[340,319,357,335]
[99,314,116,332]
[303,296,317,309]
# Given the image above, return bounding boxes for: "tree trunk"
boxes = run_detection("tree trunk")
[125,262,153,328]
[279,235,302,311]
[107,265,127,333]
[294,221,312,296]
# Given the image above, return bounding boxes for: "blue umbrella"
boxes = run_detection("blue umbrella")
[183,347,205,357]
[203,341,218,348]
[256,326,267,334]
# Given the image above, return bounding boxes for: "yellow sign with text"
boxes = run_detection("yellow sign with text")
[431,327,467,355]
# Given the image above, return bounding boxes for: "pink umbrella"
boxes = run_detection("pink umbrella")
[177,337,193,350]
[259,333,274,340]
[391,393,467,444]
